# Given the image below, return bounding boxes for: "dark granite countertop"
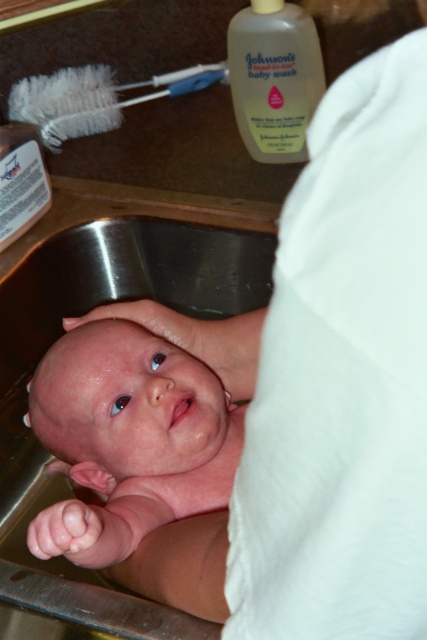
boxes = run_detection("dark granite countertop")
[0,0,423,207]
[44,81,304,206]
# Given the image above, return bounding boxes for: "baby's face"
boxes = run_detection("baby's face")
[32,320,230,480]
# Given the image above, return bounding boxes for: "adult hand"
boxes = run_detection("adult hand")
[64,301,267,401]
[63,300,199,355]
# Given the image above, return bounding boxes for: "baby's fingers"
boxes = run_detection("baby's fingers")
[63,502,103,554]
[27,503,77,559]
[27,520,58,560]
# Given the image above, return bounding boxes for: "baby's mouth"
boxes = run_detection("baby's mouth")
[170,398,194,428]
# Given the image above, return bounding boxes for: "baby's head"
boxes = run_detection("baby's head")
[28,319,231,490]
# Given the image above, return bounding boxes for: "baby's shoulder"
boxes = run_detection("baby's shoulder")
[109,473,213,519]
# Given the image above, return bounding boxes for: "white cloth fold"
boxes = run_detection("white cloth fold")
[224,27,427,640]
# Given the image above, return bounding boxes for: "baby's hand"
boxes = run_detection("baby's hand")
[27,500,103,560]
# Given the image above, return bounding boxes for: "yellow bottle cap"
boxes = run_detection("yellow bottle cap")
[251,0,285,13]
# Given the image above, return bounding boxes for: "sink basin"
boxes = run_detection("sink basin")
[0,211,277,639]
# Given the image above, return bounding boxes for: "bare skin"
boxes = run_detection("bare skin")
[61,301,264,620]
[27,319,245,570]
[61,0,427,624]
[102,510,230,624]
[63,301,267,402]
[57,302,263,621]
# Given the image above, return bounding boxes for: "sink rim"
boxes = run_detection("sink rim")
[0,557,222,639]
[0,175,279,285]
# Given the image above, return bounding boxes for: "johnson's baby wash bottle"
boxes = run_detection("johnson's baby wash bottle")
[228,0,326,163]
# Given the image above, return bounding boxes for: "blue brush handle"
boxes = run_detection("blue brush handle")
[168,70,225,97]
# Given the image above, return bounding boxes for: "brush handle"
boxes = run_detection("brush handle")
[117,63,228,91]
[152,64,206,87]
[116,66,205,91]
[152,64,228,87]
[117,71,226,109]
[168,70,226,97]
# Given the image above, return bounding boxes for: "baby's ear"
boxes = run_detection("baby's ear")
[68,461,118,496]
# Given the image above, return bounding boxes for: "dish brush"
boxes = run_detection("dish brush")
[8,63,228,152]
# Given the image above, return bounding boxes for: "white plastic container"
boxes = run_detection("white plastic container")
[227,0,326,163]
[0,123,52,253]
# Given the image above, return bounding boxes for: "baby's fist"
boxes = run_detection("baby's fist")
[27,500,103,560]
[61,501,103,553]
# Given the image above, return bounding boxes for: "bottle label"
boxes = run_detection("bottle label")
[0,140,51,243]
[244,51,308,154]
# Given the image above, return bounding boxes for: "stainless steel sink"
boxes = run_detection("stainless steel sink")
[0,211,277,639]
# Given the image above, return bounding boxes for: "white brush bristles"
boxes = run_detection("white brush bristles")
[8,65,124,152]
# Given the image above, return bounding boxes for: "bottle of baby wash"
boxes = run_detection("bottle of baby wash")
[0,120,52,254]
[227,0,326,163]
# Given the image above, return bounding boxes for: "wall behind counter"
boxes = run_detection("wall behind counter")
[0,1,423,203]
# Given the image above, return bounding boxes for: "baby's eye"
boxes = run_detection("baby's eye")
[111,395,131,416]
[151,353,166,371]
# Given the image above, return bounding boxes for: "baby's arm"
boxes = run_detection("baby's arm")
[103,510,230,623]
[27,494,175,570]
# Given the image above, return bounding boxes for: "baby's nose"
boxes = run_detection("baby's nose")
[147,377,174,405]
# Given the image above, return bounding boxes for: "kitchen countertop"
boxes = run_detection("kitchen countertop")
[43,83,304,206]
[0,174,281,283]
[1,0,423,210]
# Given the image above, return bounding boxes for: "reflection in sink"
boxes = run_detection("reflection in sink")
[0,215,277,639]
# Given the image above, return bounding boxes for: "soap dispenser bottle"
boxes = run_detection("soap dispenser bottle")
[0,119,52,253]
[227,0,326,163]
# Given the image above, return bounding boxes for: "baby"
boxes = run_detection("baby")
[26,318,245,570]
